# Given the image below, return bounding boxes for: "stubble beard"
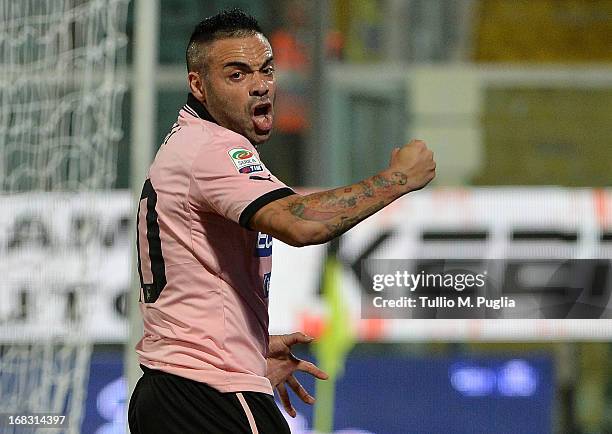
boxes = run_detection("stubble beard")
[206,91,266,145]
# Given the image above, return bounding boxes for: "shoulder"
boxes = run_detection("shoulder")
[178,117,251,151]
[190,123,262,174]
[208,122,254,153]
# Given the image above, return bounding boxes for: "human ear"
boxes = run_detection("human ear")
[187,71,206,103]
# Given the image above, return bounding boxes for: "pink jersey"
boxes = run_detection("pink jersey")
[135,94,295,394]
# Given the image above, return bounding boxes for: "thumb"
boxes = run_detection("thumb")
[283,332,314,346]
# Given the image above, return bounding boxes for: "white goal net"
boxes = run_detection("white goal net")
[0,1,130,433]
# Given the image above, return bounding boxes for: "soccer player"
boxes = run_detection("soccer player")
[128,9,435,434]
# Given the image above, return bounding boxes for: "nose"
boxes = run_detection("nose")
[249,73,269,97]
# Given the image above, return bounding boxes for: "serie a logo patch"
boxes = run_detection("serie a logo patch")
[228,148,264,174]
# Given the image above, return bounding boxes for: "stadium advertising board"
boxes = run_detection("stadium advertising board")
[0,188,611,342]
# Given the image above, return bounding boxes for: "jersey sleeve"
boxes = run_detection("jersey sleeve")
[191,134,295,228]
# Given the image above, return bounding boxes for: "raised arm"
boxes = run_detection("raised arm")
[249,140,436,247]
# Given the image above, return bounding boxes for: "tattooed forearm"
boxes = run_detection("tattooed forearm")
[358,180,374,197]
[288,202,340,220]
[324,201,385,235]
[283,170,409,242]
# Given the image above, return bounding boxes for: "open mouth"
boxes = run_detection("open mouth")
[251,101,273,133]
[253,104,270,116]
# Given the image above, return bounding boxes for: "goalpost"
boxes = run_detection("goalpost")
[0,1,130,433]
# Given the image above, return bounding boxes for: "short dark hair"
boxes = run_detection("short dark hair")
[186,8,263,73]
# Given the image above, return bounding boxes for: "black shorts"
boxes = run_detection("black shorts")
[128,365,291,434]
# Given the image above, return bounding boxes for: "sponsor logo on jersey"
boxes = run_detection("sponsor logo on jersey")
[255,232,273,257]
[263,272,271,298]
[239,165,263,174]
[228,147,263,174]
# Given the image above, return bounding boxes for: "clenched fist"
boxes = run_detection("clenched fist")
[388,139,436,192]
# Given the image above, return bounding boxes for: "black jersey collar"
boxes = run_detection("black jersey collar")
[185,93,218,124]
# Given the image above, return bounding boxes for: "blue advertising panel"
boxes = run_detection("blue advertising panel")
[82,350,553,434]
[317,356,553,434]
[82,351,126,434]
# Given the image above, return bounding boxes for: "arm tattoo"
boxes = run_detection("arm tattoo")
[285,170,408,241]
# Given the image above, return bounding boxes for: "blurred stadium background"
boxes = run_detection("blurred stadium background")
[1,1,611,433]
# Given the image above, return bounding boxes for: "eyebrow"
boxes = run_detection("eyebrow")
[223,56,274,71]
